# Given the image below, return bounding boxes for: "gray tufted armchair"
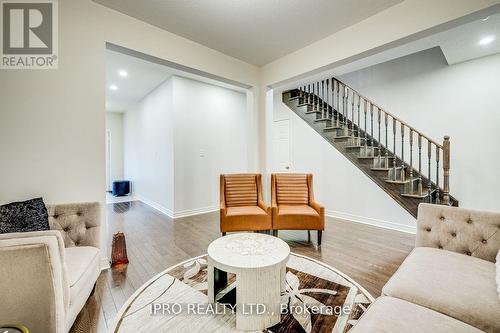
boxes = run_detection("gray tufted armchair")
[0,202,102,333]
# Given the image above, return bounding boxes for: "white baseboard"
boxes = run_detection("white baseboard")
[326,210,416,234]
[100,257,110,270]
[134,195,174,218]
[134,195,217,219]
[173,206,218,218]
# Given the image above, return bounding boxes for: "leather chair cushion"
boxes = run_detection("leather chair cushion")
[276,174,309,205]
[224,174,258,207]
[279,205,319,217]
[275,205,323,230]
[226,206,267,217]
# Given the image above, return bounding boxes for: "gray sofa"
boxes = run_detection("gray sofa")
[0,202,101,333]
[352,203,500,333]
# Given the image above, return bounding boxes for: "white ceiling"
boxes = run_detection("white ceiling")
[440,13,500,64]
[276,11,500,90]
[106,48,248,112]
[94,0,402,66]
[106,50,173,112]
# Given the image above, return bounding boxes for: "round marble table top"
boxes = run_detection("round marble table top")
[208,233,290,269]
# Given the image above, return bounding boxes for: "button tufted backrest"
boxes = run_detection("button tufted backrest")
[46,202,100,249]
[416,203,500,262]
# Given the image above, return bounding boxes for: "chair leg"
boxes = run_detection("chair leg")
[307,230,311,243]
[273,230,278,237]
[222,232,226,236]
[317,230,322,246]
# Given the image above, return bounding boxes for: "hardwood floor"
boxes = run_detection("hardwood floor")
[70,200,415,332]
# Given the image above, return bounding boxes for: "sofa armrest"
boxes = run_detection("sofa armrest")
[416,203,500,262]
[47,202,100,249]
[0,232,69,333]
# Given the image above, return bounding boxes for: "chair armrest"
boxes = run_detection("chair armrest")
[47,202,100,248]
[0,232,69,333]
[416,203,500,262]
[258,199,271,214]
[310,200,324,216]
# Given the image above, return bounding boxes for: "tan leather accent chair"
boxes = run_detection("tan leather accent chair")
[271,173,325,245]
[220,174,272,235]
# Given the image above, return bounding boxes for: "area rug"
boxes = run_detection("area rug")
[112,253,373,333]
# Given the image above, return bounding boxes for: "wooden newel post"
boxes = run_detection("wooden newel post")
[443,136,451,205]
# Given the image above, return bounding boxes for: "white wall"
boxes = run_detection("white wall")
[173,76,248,216]
[273,92,416,232]
[105,112,124,189]
[339,48,500,213]
[0,0,259,266]
[124,79,175,214]
[123,76,248,217]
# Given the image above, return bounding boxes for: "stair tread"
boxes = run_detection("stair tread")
[402,190,434,199]
[385,177,420,184]
[371,165,403,171]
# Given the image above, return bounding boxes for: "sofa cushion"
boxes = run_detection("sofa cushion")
[65,246,100,304]
[224,175,258,207]
[0,198,49,234]
[276,174,309,205]
[383,247,500,333]
[496,250,500,300]
[350,296,483,333]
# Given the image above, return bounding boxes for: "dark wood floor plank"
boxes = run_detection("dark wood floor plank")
[70,200,414,332]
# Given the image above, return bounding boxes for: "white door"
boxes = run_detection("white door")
[273,119,291,172]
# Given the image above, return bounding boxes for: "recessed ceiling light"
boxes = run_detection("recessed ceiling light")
[109,84,118,91]
[481,16,490,22]
[118,70,128,77]
[478,35,495,45]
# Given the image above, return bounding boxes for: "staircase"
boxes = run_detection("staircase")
[283,78,458,218]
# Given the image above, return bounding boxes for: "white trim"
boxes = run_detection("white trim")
[134,196,217,219]
[326,210,417,234]
[173,206,218,219]
[100,257,110,270]
[134,195,174,218]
